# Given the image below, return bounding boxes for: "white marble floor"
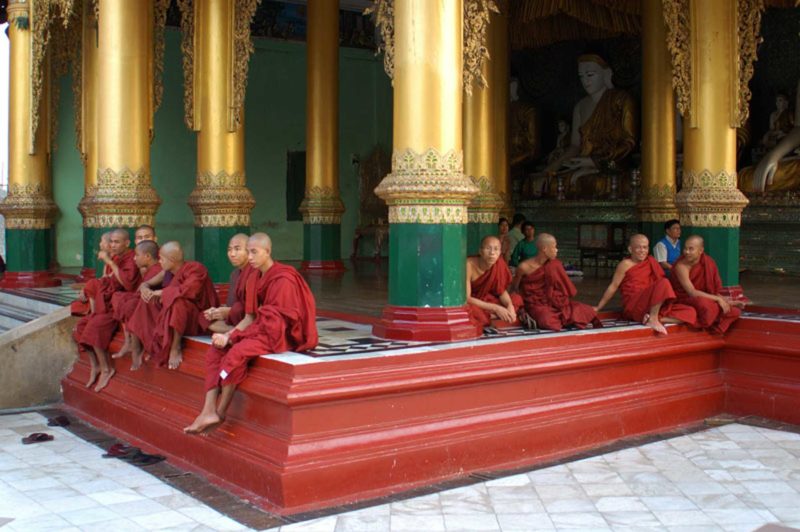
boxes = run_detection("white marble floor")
[1,413,800,531]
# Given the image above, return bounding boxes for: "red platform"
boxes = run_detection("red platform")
[61,313,800,516]
[0,271,62,288]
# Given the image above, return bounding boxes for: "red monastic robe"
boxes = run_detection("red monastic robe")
[467,258,523,327]
[73,250,140,352]
[620,256,697,325]
[111,263,164,325]
[139,261,219,366]
[520,258,601,331]
[70,263,112,316]
[204,262,318,391]
[225,264,253,326]
[671,253,741,334]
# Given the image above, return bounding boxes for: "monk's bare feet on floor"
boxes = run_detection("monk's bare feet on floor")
[85,365,100,388]
[130,350,143,371]
[168,348,183,370]
[183,412,222,434]
[94,369,115,392]
[111,343,131,360]
[645,316,668,335]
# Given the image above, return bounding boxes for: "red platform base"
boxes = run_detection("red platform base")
[720,285,748,302]
[372,305,482,341]
[75,267,97,283]
[300,260,347,272]
[0,271,62,288]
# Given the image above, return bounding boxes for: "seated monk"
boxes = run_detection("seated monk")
[72,229,140,392]
[184,233,318,434]
[594,234,696,335]
[134,224,158,246]
[203,234,252,334]
[110,240,167,370]
[467,235,523,327]
[670,236,745,334]
[70,231,112,316]
[511,233,601,331]
[128,241,218,370]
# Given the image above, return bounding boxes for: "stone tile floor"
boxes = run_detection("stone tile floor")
[1,413,800,530]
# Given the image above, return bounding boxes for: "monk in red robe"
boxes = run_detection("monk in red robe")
[670,235,745,334]
[134,224,157,246]
[595,234,696,335]
[467,235,524,327]
[73,229,140,391]
[111,240,166,369]
[70,231,112,316]
[203,234,252,333]
[512,234,601,331]
[132,241,218,370]
[184,233,318,434]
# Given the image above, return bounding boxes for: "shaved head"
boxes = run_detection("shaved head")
[160,241,184,262]
[100,231,112,242]
[480,235,501,248]
[686,235,704,248]
[229,233,249,247]
[248,233,274,271]
[535,233,556,248]
[111,228,130,241]
[248,232,272,251]
[136,239,159,259]
[629,233,649,247]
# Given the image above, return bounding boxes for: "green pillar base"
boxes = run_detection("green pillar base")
[302,224,344,271]
[6,228,51,272]
[389,224,467,307]
[195,226,249,283]
[683,226,740,286]
[466,222,496,256]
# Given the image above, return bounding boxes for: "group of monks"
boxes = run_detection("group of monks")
[71,227,318,434]
[467,231,745,336]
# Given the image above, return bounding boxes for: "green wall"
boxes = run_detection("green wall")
[52,29,393,267]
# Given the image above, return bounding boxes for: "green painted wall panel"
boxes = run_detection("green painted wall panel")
[6,229,49,272]
[304,224,342,262]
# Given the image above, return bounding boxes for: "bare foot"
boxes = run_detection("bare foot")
[130,350,143,371]
[94,369,116,392]
[641,313,650,325]
[645,316,668,336]
[111,340,132,359]
[85,365,100,388]
[183,412,222,434]
[168,348,183,370]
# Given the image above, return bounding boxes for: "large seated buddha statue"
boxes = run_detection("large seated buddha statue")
[509,77,541,182]
[530,54,637,199]
[739,81,800,194]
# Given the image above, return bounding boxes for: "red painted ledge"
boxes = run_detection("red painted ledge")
[372,305,483,341]
[0,271,62,288]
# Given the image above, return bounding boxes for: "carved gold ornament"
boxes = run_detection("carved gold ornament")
[299,186,346,225]
[735,0,764,127]
[662,0,691,120]
[467,175,505,222]
[637,183,678,222]
[366,0,498,95]
[187,171,255,227]
[675,169,749,228]
[86,167,162,228]
[0,182,59,229]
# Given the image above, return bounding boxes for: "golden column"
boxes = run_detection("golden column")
[0,0,60,288]
[373,0,480,341]
[76,1,101,280]
[464,1,507,254]
[186,0,255,282]
[299,0,346,271]
[91,0,161,231]
[674,0,749,288]
[638,0,678,242]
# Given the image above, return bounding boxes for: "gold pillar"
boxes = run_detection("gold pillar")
[92,0,160,227]
[675,0,748,230]
[464,1,507,227]
[638,0,677,224]
[186,0,255,229]
[77,1,98,228]
[299,0,345,227]
[0,0,58,232]
[489,0,512,218]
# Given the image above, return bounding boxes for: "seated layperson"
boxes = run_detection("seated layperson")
[509,222,538,267]
[512,234,601,331]
[184,233,318,434]
[73,229,140,392]
[127,241,218,370]
[653,219,681,274]
[670,236,744,334]
[111,240,167,370]
[594,234,696,335]
[203,234,252,334]
[467,236,523,327]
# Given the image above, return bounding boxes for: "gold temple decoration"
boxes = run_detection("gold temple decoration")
[1,184,59,230]
[187,171,255,228]
[677,170,748,228]
[366,0,498,95]
[89,168,161,228]
[153,0,170,117]
[734,0,764,128]
[662,0,691,122]
[299,187,346,225]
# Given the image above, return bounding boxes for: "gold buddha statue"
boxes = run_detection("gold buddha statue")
[509,78,541,181]
[739,81,800,193]
[534,54,637,199]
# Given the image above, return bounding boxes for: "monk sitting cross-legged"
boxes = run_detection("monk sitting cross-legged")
[511,233,602,331]
[184,233,318,434]
[110,240,167,370]
[203,234,252,334]
[73,229,141,392]
[594,234,696,335]
[670,235,745,334]
[466,235,524,328]
[141,241,218,370]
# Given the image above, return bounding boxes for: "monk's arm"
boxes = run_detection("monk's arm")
[510,262,531,293]
[498,291,515,313]
[674,264,729,310]
[141,269,165,289]
[595,263,626,311]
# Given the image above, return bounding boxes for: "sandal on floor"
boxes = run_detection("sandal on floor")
[102,443,139,459]
[47,415,71,427]
[21,433,54,445]
[130,451,166,466]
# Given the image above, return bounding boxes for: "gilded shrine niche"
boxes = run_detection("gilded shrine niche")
[351,147,390,259]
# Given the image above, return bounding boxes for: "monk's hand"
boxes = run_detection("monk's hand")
[211,332,230,348]
[203,307,218,320]
[140,285,153,302]
[731,300,747,309]
[97,250,110,263]
[495,305,515,323]
[717,297,731,314]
